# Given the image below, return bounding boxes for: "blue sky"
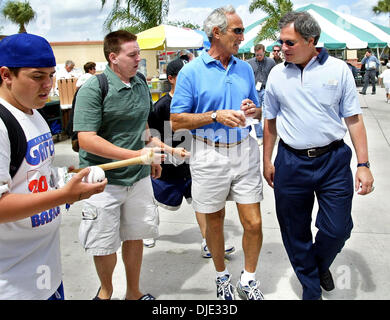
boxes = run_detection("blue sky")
[0,0,387,42]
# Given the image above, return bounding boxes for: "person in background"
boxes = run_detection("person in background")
[171,5,265,300]
[56,60,78,79]
[178,49,194,63]
[346,61,358,79]
[145,58,235,258]
[263,11,374,300]
[359,49,380,95]
[272,44,283,64]
[0,33,106,300]
[378,62,390,103]
[247,43,276,146]
[76,62,96,88]
[53,60,79,96]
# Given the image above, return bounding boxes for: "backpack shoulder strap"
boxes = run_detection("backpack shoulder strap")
[136,71,147,84]
[96,73,109,103]
[0,103,27,178]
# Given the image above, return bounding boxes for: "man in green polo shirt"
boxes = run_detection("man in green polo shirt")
[73,30,163,300]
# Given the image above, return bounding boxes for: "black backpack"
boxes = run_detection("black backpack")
[67,72,147,152]
[0,103,27,178]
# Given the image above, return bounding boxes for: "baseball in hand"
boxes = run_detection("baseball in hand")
[82,166,105,183]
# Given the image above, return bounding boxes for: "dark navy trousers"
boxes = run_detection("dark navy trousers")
[274,141,354,300]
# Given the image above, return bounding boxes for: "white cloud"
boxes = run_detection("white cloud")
[167,0,212,27]
[1,0,113,41]
[1,0,389,42]
[348,0,389,26]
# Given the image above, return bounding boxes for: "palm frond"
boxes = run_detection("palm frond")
[249,0,293,43]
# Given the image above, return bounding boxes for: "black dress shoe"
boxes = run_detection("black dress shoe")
[371,92,376,95]
[320,270,335,291]
[359,91,366,95]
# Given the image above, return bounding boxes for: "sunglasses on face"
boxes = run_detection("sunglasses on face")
[229,27,245,35]
[273,49,280,52]
[278,39,296,47]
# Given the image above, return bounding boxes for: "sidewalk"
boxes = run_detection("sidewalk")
[54,86,390,300]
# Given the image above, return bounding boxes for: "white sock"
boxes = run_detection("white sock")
[216,268,230,280]
[240,269,256,286]
[202,238,207,246]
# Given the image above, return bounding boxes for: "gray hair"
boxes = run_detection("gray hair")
[279,11,321,45]
[203,5,236,42]
[65,60,75,66]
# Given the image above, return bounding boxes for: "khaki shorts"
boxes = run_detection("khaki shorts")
[79,176,159,256]
[190,135,263,213]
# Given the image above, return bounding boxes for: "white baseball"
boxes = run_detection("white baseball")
[83,166,105,183]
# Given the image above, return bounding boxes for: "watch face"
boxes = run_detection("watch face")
[211,112,217,121]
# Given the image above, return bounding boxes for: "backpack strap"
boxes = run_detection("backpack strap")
[68,73,109,146]
[136,71,147,84]
[0,103,27,178]
[96,73,109,102]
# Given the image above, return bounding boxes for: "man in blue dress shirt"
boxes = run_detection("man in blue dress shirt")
[360,49,380,95]
[263,11,374,300]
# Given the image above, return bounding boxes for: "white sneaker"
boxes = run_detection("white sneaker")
[201,242,235,258]
[143,238,155,248]
[216,274,235,300]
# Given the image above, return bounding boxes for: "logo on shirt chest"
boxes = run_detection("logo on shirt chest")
[26,133,55,166]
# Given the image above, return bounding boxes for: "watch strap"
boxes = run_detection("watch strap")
[357,161,370,168]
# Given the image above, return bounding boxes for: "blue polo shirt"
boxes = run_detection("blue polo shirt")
[264,48,361,149]
[171,51,259,144]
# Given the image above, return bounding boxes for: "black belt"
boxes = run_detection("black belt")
[280,139,344,158]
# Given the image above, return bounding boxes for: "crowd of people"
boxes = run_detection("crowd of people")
[0,5,374,301]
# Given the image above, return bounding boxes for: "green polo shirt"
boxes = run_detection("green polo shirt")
[73,65,153,186]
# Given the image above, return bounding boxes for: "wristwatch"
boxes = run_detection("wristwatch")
[211,111,217,122]
[357,161,370,168]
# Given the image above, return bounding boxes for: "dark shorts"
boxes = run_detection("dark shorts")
[151,177,192,211]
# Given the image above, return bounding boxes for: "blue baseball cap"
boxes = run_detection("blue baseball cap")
[0,33,56,68]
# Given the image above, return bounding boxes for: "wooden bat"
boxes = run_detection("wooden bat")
[71,150,154,173]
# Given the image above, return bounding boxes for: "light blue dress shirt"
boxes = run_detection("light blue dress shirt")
[361,54,380,70]
[171,51,259,144]
[264,49,361,149]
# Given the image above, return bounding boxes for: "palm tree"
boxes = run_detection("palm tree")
[249,0,293,42]
[100,0,169,33]
[2,1,36,33]
[373,0,390,26]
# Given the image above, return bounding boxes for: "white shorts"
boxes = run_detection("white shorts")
[384,82,390,93]
[79,176,159,256]
[190,135,263,213]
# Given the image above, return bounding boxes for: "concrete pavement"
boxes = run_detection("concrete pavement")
[53,85,390,300]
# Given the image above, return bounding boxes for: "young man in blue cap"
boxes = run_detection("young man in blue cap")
[0,33,107,300]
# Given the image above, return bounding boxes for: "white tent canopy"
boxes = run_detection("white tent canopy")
[239,3,390,53]
[137,24,204,51]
